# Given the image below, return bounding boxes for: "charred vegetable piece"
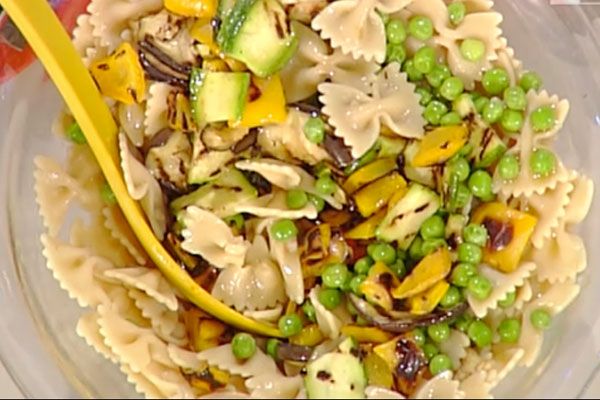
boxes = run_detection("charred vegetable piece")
[90,42,145,104]
[341,325,393,344]
[467,121,507,168]
[378,136,407,159]
[354,172,407,218]
[239,75,287,128]
[392,247,452,300]
[305,350,367,399]
[165,0,217,18]
[408,280,450,315]
[472,202,537,273]
[217,0,298,77]
[364,351,394,389]
[412,125,468,167]
[290,324,325,347]
[377,183,440,249]
[373,336,425,395]
[167,91,196,131]
[360,262,401,311]
[345,209,387,240]
[191,18,219,53]
[343,158,398,194]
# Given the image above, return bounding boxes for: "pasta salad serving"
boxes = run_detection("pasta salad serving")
[34,0,594,398]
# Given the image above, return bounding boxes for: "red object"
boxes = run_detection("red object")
[0,0,91,83]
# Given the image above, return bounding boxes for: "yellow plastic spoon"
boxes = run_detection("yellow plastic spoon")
[1,0,282,337]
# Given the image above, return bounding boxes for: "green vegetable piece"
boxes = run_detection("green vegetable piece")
[474,96,490,114]
[497,154,520,181]
[315,175,337,196]
[403,59,424,82]
[482,67,510,95]
[231,333,257,359]
[412,328,426,347]
[440,286,462,308]
[302,301,317,323]
[304,117,325,144]
[224,213,245,230]
[530,105,556,132]
[416,87,434,106]
[386,19,407,44]
[454,313,474,333]
[501,109,524,133]
[448,157,470,182]
[468,320,493,348]
[463,224,488,246]
[519,71,542,92]
[305,352,367,399]
[409,236,425,260]
[349,275,367,296]
[498,290,516,309]
[420,215,446,240]
[467,275,492,300]
[426,64,451,88]
[322,263,350,289]
[386,43,407,64]
[451,262,477,287]
[448,2,466,25]
[414,46,436,74]
[440,111,462,126]
[421,238,446,255]
[66,122,87,145]
[530,308,552,330]
[408,15,434,41]
[354,257,374,275]
[369,243,397,265]
[423,342,439,360]
[498,318,521,343]
[318,288,342,310]
[308,195,326,213]
[429,354,453,375]
[286,189,309,210]
[100,183,117,205]
[503,86,527,111]
[482,97,505,124]
[457,242,483,264]
[428,323,450,343]
[278,314,303,337]
[468,170,493,200]
[460,38,485,62]
[424,100,449,125]
[266,338,280,359]
[271,219,298,241]
[530,148,556,177]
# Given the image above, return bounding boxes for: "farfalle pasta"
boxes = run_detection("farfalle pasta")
[36,0,595,398]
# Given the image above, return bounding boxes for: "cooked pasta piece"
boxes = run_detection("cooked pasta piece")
[76,311,119,363]
[145,82,174,138]
[195,344,278,378]
[412,371,464,399]
[245,373,304,399]
[102,205,148,265]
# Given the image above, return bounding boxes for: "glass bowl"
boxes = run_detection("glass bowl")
[0,0,599,398]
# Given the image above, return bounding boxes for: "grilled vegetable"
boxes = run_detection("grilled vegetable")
[408,280,450,315]
[343,158,398,194]
[360,262,401,311]
[239,75,287,128]
[165,0,217,18]
[392,247,452,300]
[412,125,469,167]
[354,172,407,218]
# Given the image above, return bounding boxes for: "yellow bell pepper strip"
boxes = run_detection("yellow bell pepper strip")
[354,172,407,218]
[202,58,229,72]
[90,42,146,104]
[239,75,287,128]
[392,247,452,299]
[345,209,387,240]
[191,18,220,54]
[341,325,393,344]
[343,158,398,194]
[408,280,450,315]
[165,0,217,18]
[472,202,538,273]
[196,319,227,351]
[387,186,408,209]
[167,91,196,131]
[360,262,401,311]
[364,351,394,389]
[290,324,325,346]
[412,125,469,167]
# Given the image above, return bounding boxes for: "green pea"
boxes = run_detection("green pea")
[420,215,446,240]
[482,97,505,124]
[354,257,374,275]
[503,86,527,111]
[426,64,451,88]
[315,175,337,196]
[482,68,510,95]
[428,323,450,343]
[448,1,466,25]
[397,248,408,260]
[467,275,492,300]
[414,46,437,74]
[224,214,245,230]
[498,290,516,308]
[266,338,280,359]
[409,236,425,260]
[440,286,462,308]
[278,314,303,337]
[349,275,366,296]
[429,354,453,375]
[286,189,309,210]
[322,263,350,289]
[530,148,556,177]
[412,328,426,347]
[440,111,462,126]
[308,195,325,213]
[451,262,477,287]
[450,182,471,210]
[341,273,354,293]
[501,109,524,133]
[454,313,474,333]
[100,183,117,205]
[440,77,464,101]
[370,243,397,265]
[386,43,407,64]
[498,318,521,343]
[530,308,552,330]
[457,242,483,264]
[231,333,257,359]
[460,38,485,62]
[448,157,470,182]
[519,71,542,92]
[66,122,87,145]
[390,259,407,278]
[303,117,325,144]
[270,219,298,241]
[468,320,493,348]
[416,87,433,106]
[463,224,488,246]
[423,342,439,360]
[497,154,520,181]
[530,105,556,132]
[386,19,407,44]
[424,100,449,125]
[474,96,490,114]
[408,15,434,41]
[468,170,493,199]
[319,288,342,310]
[421,238,447,255]
[302,301,317,323]
[403,59,424,82]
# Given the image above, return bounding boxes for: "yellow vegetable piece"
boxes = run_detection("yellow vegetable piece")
[290,324,325,346]
[408,280,450,315]
[387,186,408,209]
[472,202,538,273]
[190,377,212,395]
[392,247,452,299]
[191,19,219,53]
[345,209,387,240]
[343,158,397,194]
[354,172,407,218]
[373,337,401,372]
[90,42,145,104]
[198,319,227,340]
[209,367,230,385]
[364,351,394,389]
[360,262,400,311]
[240,75,287,128]
[202,58,229,72]
[412,125,469,167]
[167,91,196,131]
[165,0,216,18]
[341,325,393,344]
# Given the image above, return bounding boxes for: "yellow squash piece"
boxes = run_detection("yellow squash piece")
[392,247,452,299]
[387,187,408,209]
[195,318,227,351]
[165,0,216,18]
[167,92,196,131]
[240,75,287,128]
[345,209,387,240]
[191,18,219,53]
[343,158,398,194]
[202,58,229,72]
[354,172,407,218]
[360,262,401,311]
[341,325,393,344]
[364,351,394,389]
[90,42,146,104]
[472,202,538,273]
[373,337,402,372]
[290,324,325,346]
[408,280,450,315]
[412,125,469,167]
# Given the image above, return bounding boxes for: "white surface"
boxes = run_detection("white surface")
[0,363,22,399]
